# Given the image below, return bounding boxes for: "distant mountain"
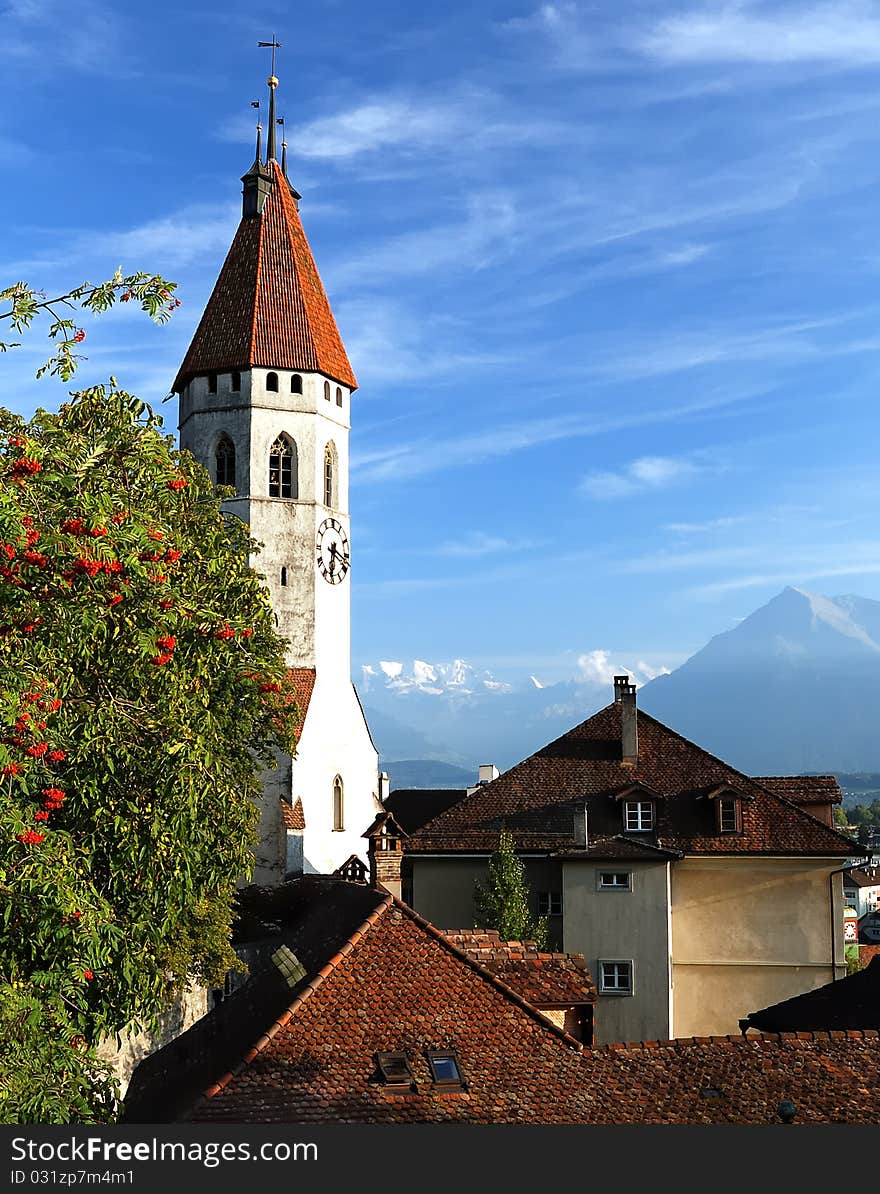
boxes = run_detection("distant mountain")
[358,589,880,779]
[384,760,476,791]
[638,587,880,774]
[360,656,662,772]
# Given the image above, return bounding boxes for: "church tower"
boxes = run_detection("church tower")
[172,66,380,881]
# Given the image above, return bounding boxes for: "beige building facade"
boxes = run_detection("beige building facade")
[403,679,858,1043]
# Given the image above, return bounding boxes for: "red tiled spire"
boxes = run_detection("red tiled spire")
[173,163,356,393]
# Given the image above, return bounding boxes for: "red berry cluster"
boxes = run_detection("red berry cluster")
[167,477,187,491]
[17,829,45,844]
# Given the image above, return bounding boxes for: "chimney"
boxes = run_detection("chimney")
[478,764,499,786]
[378,771,390,804]
[614,674,638,764]
[573,803,588,847]
[365,812,407,900]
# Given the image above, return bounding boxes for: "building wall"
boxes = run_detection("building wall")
[181,366,376,880]
[670,857,845,1036]
[409,856,562,938]
[97,983,209,1096]
[291,678,380,878]
[562,860,672,1044]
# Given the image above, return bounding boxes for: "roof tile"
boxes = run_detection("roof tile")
[173,165,356,392]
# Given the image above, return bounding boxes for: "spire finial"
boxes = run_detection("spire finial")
[278,117,287,176]
[258,37,282,163]
[250,100,262,163]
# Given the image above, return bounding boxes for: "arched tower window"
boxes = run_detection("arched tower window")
[269,434,299,499]
[231,371,241,392]
[336,386,343,407]
[208,372,217,394]
[323,441,337,508]
[291,374,303,394]
[266,371,279,393]
[323,380,331,401]
[333,776,344,831]
[280,566,288,587]
[215,434,236,489]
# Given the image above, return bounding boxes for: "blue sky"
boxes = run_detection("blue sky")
[4,0,880,685]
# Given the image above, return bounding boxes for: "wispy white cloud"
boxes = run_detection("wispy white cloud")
[579,454,707,500]
[222,90,566,162]
[637,2,880,67]
[337,296,504,386]
[2,0,124,73]
[576,648,670,687]
[433,531,545,558]
[584,311,880,382]
[332,191,519,289]
[352,384,770,484]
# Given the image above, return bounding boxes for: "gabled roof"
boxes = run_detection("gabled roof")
[753,776,842,806]
[845,867,880,888]
[740,957,880,1033]
[408,702,856,858]
[443,929,597,1007]
[121,876,880,1124]
[173,163,356,393]
[122,877,592,1125]
[384,788,469,834]
[280,796,305,831]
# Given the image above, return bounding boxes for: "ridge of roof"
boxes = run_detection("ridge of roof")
[591,1028,880,1054]
[203,892,394,1099]
[202,888,584,1105]
[412,701,857,858]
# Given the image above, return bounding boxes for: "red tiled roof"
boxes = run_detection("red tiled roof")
[123,878,880,1124]
[860,944,880,967]
[753,776,842,806]
[443,929,597,1006]
[280,797,305,831]
[287,667,315,730]
[408,702,855,858]
[173,164,356,393]
[579,1032,880,1123]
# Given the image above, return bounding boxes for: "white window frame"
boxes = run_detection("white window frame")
[599,959,634,996]
[537,891,562,916]
[597,870,632,892]
[717,797,739,834]
[624,800,653,832]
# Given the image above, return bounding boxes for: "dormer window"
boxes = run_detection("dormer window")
[718,797,741,834]
[624,801,653,832]
[699,784,750,835]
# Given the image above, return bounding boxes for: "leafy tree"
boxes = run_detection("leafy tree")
[474,829,549,948]
[0,383,299,1122]
[1,272,179,382]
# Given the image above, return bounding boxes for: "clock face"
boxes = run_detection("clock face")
[316,517,350,585]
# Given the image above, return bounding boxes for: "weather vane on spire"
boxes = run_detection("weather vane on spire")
[258,36,281,79]
[257,37,282,162]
